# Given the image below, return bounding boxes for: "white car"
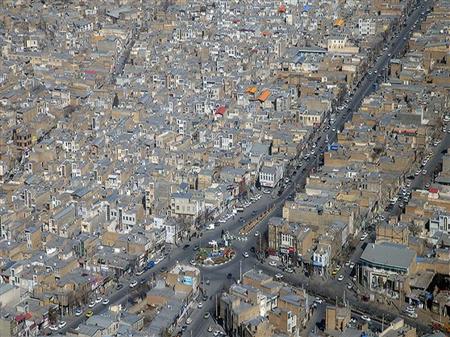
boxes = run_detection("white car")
[407,312,418,318]
[197,302,203,309]
[242,252,249,258]
[347,283,353,290]
[349,262,355,269]
[95,297,102,304]
[58,321,67,329]
[130,280,138,288]
[190,259,197,266]
[275,273,284,279]
[102,298,110,305]
[315,297,324,304]
[88,301,95,308]
[75,309,83,316]
[406,305,415,313]
[269,260,277,267]
[361,315,371,322]
[254,231,260,237]
[49,325,59,331]
[338,275,344,281]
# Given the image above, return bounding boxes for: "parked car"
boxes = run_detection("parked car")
[130,280,138,288]
[85,310,94,318]
[361,315,371,322]
[49,325,58,331]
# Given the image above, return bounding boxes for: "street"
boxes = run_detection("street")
[56,0,438,335]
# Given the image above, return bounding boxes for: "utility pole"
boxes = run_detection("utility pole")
[239,260,242,282]
[215,293,218,318]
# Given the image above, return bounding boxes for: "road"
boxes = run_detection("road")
[58,0,436,335]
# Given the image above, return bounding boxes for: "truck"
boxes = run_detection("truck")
[145,260,155,271]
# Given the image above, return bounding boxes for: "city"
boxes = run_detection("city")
[0,0,449,337]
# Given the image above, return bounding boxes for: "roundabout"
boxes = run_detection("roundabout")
[192,239,236,267]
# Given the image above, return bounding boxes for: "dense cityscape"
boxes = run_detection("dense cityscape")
[0,0,449,336]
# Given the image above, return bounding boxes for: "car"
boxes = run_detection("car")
[181,325,188,332]
[203,295,208,301]
[85,310,94,318]
[208,326,213,333]
[349,262,355,269]
[49,324,59,331]
[75,309,83,316]
[275,273,284,279]
[408,312,418,318]
[425,183,431,188]
[243,252,249,258]
[186,317,192,325]
[135,269,144,276]
[58,321,67,329]
[361,315,371,322]
[88,300,95,308]
[353,275,357,282]
[360,233,368,241]
[406,305,415,313]
[183,244,190,249]
[193,245,199,251]
[204,312,211,319]
[95,297,102,304]
[345,261,350,267]
[335,265,341,271]
[315,297,324,304]
[285,267,294,273]
[130,280,138,288]
[347,283,353,290]
[102,298,110,305]
[198,302,203,309]
[190,259,197,266]
[254,231,260,237]
[227,273,233,279]
[250,247,256,253]
[338,275,344,281]
[116,283,124,290]
[422,170,427,175]
[331,270,337,276]
[206,279,210,285]
[269,261,277,267]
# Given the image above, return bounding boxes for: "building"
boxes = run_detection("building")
[359,243,417,299]
[259,166,283,188]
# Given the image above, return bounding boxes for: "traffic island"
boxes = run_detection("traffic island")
[194,240,236,266]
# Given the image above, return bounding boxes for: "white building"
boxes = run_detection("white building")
[429,213,450,236]
[358,18,376,36]
[259,165,283,188]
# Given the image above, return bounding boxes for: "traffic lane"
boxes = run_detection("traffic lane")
[66,2,433,328]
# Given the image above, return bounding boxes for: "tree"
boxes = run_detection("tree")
[112,93,119,108]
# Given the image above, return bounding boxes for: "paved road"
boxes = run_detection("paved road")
[57,0,436,336]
